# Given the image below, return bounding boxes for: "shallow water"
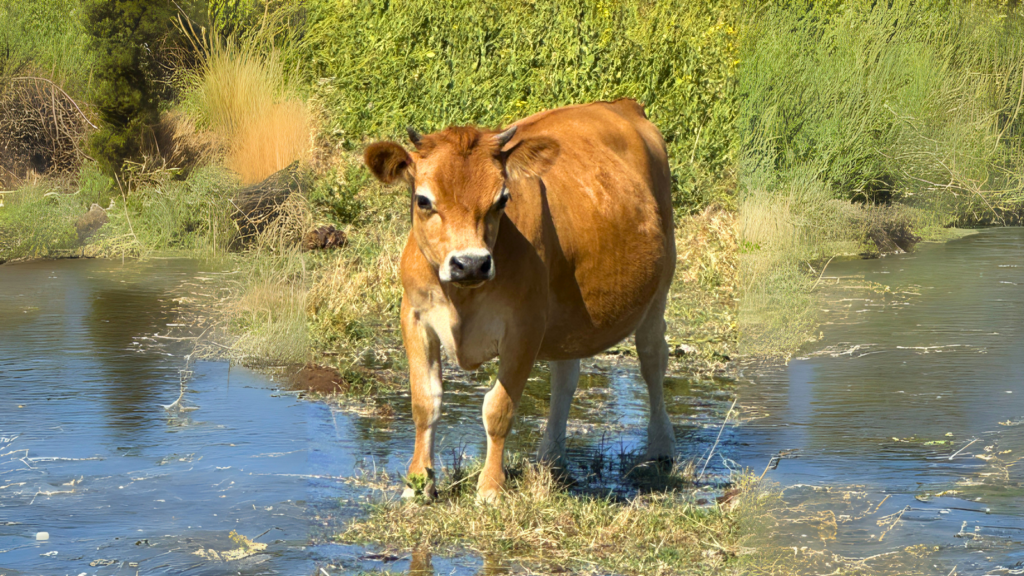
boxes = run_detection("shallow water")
[0,258,732,575]
[734,228,1024,574]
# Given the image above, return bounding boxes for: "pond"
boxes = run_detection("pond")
[733,228,1024,574]
[0,258,733,575]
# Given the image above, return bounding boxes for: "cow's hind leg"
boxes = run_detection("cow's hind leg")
[635,287,676,461]
[538,359,580,467]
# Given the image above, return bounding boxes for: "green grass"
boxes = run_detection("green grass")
[339,455,773,576]
[0,182,81,261]
[0,0,95,93]
[298,0,738,211]
[736,0,1024,362]
[741,1,1024,221]
[88,164,238,258]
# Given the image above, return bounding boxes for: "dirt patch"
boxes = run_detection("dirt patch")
[289,363,349,394]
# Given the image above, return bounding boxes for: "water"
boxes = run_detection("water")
[734,228,1024,574]
[0,258,731,575]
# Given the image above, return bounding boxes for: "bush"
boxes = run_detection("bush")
[83,0,177,175]
[177,36,311,184]
[0,183,81,261]
[90,165,239,257]
[0,0,95,92]
[741,0,1024,224]
[299,0,739,211]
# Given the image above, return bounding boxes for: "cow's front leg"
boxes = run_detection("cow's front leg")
[478,341,539,502]
[401,297,443,499]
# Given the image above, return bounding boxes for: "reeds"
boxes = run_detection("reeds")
[189,35,310,184]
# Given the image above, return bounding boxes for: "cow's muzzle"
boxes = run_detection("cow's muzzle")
[440,249,495,288]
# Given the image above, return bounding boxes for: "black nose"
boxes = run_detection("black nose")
[449,253,493,283]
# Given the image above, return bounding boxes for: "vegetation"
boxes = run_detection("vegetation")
[738,0,1024,361]
[302,0,739,210]
[340,454,774,576]
[2,2,742,568]
[82,0,178,175]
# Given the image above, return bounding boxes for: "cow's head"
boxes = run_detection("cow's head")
[364,125,558,288]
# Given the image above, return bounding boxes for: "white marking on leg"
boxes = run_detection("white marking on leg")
[539,359,580,464]
[636,294,676,460]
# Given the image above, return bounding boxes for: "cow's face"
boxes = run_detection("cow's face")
[364,126,558,289]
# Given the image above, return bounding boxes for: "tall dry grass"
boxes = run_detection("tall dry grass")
[191,38,310,184]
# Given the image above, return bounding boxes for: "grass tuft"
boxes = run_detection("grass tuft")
[341,455,760,576]
[183,36,311,184]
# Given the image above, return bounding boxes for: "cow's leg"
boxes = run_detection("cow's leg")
[478,347,537,502]
[635,288,676,461]
[400,297,443,499]
[537,359,580,467]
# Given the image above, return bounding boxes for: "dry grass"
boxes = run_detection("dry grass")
[189,37,310,184]
[227,98,310,184]
[340,456,763,576]
[153,110,222,170]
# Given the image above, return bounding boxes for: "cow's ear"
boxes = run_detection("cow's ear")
[364,141,414,184]
[503,137,560,181]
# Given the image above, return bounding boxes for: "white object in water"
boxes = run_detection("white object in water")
[36,531,49,540]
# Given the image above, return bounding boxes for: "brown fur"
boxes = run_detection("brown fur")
[364,99,677,500]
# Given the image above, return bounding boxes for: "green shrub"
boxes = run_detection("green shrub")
[0,184,81,260]
[0,0,95,91]
[82,0,177,175]
[309,163,368,226]
[741,0,1024,224]
[299,0,738,211]
[91,165,238,256]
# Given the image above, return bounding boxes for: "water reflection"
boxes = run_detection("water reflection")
[734,228,1024,573]
[86,286,180,434]
[1,257,735,574]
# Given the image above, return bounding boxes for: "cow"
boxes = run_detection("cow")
[363,99,676,501]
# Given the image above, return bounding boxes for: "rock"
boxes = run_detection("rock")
[75,204,108,243]
[301,225,348,251]
[230,162,311,248]
[673,344,698,357]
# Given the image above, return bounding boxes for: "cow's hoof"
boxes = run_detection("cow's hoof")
[475,487,501,504]
[403,469,437,501]
[475,473,504,504]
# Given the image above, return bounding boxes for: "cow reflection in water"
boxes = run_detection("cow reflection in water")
[407,548,509,575]
[364,99,678,501]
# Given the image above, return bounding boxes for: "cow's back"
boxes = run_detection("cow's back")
[503,99,675,360]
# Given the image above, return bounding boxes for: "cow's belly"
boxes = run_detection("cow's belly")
[535,219,670,361]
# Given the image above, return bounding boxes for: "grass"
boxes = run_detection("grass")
[179,35,311,184]
[736,1,1024,363]
[0,0,95,94]
[300,0,739,210]
[339,453,772,576]
[667,205,737,374]
[0,180,81,262]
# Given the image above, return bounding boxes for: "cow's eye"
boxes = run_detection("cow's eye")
[494,191,510,211]
[415,195,433,211]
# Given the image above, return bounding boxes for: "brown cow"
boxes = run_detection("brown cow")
[364,99,676,501]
